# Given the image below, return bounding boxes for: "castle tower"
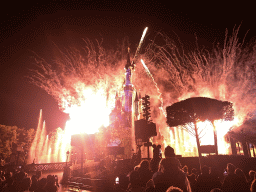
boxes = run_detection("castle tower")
[123,48,136,158]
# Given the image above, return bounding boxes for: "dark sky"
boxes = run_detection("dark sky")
[0,1,255,132]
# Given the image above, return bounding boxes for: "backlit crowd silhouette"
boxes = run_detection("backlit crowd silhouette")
[1,146,256,191]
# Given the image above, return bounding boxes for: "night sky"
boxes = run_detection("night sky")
[0,1,255,132]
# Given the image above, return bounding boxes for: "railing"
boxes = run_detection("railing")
[26,162,67,172]
[25,160,99,172]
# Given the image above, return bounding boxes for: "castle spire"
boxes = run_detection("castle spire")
[135,91,139,119]
[125,47,132,70]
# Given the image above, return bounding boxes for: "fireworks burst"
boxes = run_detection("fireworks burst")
[30,39,128,111]
[29,27,256,158]
[140,28,256,127]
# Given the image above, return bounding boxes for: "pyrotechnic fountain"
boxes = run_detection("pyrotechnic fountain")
[29,27,256,163]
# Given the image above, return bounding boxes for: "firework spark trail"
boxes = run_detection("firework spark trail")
[133,27,148,61]
[144,28,256,127]
[29,39,127,111]
[140,59,166,116]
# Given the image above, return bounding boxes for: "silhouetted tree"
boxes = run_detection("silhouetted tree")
[166,97,234,158]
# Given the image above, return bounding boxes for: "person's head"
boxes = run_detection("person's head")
[166,186,183,192]
[139,160,150,170]
[134,165,139,171]
[146,179,154,188]
[46,175,55,185]
[209,166,218,175]
[164,146,175,158]
[31,175,38,183]
[37,178,47,188]
[182,165,188,173]
[249,170,256,179]
[14,171,26,182]
[158,158,180,173]
[235,168,247,181]
[210,188,223,192]
[201,165,209,175]
[191,168,197,174]
[36,171,41,179]
[227,163,236,174]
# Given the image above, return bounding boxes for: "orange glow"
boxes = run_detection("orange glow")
[29,28,256,162]
[163,118,240,157]
[57,87,113,161]
[197,121,214,145]
[64,87,112,135]
[198,118,239,154]
[29,86,115,163]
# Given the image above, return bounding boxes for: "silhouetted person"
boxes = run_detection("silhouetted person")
[13,170,26,191]
[35,178,47,192]
[2,177,15,192]
[20,177,31,192]
[150,145,162,174]
[209,166,222,189]
[210,189,223,192]
[126,170,145,192]
[152,149,191,192]
[182,165,189,177]
[187,168,197,191]
[222,163,246,192]
[164,146,182,169]
[248,170,256,186]
[234,168,250,192]
[251,179,256,192]
[30,175,38,191]
[145,186,155,192]
[42,175,58,192]
[137,160,153,187]
[195,165,221,192]
[166,186,183,192]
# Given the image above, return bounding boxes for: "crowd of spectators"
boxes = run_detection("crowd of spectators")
[0,167,59,192]
[2,145,256,192]
[122,145,256,192]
